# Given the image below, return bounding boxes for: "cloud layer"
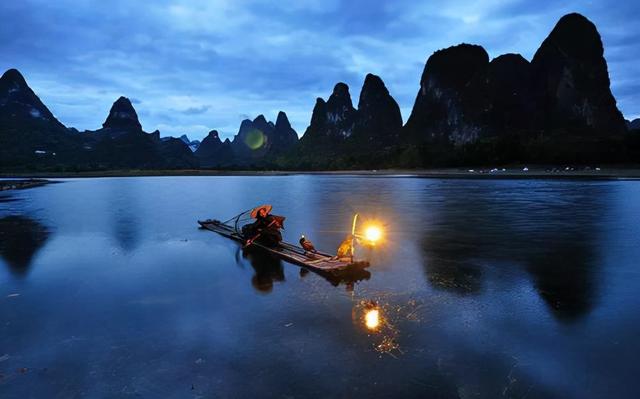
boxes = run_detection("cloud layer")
[1,0,638,140]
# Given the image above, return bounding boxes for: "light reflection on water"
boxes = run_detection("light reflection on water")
[0,176,639,398]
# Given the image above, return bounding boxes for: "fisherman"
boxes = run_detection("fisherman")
[242,204,284,248]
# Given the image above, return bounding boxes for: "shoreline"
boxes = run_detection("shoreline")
[0,178,51,191]
[2,167,640,180]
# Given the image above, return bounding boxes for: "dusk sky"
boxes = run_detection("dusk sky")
[1,0,638,141]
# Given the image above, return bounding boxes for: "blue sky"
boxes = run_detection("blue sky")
[1,0,638,140]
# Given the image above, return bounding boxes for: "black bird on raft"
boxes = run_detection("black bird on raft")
[299,235,317,253]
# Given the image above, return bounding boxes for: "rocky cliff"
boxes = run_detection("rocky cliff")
[404,13,626,148]
[300,83,357,150]
[531,13,626,134]
[404,43,490,145]
[352,73,403,147]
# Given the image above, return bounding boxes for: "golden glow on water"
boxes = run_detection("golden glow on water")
[365,308,380,330]
[353,297,423,357]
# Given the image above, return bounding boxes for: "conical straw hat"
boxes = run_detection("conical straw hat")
[250,204,272,218]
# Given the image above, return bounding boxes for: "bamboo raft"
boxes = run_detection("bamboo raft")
[198,219,369,272]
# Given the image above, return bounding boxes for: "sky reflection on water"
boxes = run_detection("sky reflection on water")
[0,176,639,398]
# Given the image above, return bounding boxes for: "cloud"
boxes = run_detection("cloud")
[1,0,639,140]
[181,105,212,115]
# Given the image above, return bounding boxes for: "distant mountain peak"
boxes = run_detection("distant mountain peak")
[0,68,63,127]
[404,43,490,145]
[326,82,356,136]
[423,43,489,93]
[363,73,385,89]
[555,13,598,34]
[1,68,28,87]
[532,12,625,133]
[253,114,268,124]
[360,73,391,103]
[271,111,298,153]
[206,130,221,141]
[331,82,350,98]
[310,98,327,128]
[275,111,291,129]
[252,114,274,131]
[195,129,234,167]
[354,73,402,145]
[535,12,603,61]
[327,82,355,112]
[239,119,253,131]
[102,96,141,130]
[491,53,528,64]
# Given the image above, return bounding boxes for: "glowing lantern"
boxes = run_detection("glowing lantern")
[364,225,382,244]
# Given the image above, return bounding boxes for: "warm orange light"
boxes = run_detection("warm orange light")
[364,225,383,244]
[365,308,380,330]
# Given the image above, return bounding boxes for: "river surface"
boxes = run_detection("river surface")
[0,176,639,398]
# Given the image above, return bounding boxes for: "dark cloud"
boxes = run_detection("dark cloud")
[1,0,639,140]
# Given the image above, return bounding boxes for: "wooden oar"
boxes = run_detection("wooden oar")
[243,219,277,248]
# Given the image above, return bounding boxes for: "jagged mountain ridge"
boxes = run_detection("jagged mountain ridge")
[1,12,637,171]
[231,113,298,161]
[81,96,198,169]
[196,112,299,167]
[0,74,198,170]
[403,12,626,149]
[297,73,402,168]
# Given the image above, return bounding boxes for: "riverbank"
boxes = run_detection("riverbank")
[2,166,640,179]
[0,178,50,191]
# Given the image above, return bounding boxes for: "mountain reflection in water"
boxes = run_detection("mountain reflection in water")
[109,179,142,252]
[0,215,49,275]
[421,181,606,321]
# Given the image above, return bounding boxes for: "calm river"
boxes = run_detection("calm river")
[0,176,639,398]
